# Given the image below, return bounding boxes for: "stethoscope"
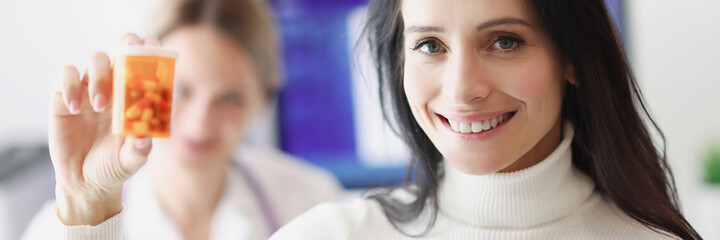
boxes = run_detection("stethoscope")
[231,159,280,234]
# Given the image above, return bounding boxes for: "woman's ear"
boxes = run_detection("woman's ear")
[564,62,577,86]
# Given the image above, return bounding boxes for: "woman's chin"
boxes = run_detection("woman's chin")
[151,141,228,170]
[443,154,513,176]
[170,152,219,169]
[163,145,219,169]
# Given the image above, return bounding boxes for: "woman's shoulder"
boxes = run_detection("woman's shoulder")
[234,147,344,222]
[560,192,679,240]
[237,146,340,187]
[236,147,342,198]
[269,198,400,240]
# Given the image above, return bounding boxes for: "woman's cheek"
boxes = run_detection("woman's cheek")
[404,60,446,102]
[219,107,250,142]
[403,64,426,106]
[493,56,562,108]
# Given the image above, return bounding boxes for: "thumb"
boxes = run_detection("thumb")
[118,136,152,177]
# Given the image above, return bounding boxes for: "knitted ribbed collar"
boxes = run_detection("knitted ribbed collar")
[438,123,595,227]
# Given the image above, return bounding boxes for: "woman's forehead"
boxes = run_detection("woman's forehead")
[400,0,537,30]
[165,26,259,89]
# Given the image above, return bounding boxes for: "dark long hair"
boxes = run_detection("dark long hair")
[361,0,701,239]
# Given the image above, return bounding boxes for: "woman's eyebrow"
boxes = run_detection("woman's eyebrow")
[405,25,444,33]
[404,17,531,34]
[476,17,531,31]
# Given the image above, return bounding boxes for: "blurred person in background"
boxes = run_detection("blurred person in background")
[22,0,342,239]
[269,0,702,239]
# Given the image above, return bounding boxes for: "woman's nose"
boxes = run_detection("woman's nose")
[441,50,492,104]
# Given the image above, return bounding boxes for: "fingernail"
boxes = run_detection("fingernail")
[69,100,80,114]
[144,38,160,46]
[124,38,139,46]
[93,94,106,112]
[134,137,151,150]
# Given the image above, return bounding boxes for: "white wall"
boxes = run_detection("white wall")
[627,0,720,238]
[0,0,163,148]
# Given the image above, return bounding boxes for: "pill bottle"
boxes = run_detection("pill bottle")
[111,46,178,137]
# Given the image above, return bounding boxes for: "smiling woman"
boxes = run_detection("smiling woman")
[401,5,569,175]
[268,0,701,239]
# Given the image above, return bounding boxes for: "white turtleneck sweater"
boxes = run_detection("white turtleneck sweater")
[269,124,678,240]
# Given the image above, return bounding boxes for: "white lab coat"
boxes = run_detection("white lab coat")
[22,147,343,240]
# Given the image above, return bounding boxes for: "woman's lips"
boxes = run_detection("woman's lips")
[436,110,517,135]
[180,137,215,153]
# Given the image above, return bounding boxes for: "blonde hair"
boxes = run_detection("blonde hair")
[147,0,282,98]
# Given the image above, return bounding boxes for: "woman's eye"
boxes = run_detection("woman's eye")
[412,39,447,54]
[175,83,189,97]
[492,36,525,51]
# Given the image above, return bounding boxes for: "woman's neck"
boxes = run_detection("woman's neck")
[498,118,563,173]
[146,152,230,238]
[439,122,595,227]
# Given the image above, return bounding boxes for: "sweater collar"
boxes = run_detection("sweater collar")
[437,123,595,227]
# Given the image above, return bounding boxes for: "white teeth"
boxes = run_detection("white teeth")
[471,122,483,133]
[482,120,491,130]
[459,122,471,133]
[449,120,459,132]
[447,113,511,134]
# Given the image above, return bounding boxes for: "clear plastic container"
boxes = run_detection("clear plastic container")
[111,46,178,137]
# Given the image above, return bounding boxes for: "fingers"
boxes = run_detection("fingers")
[118,137,152,178]
[86,51,112,112]
[143,37,160,46]
[121,32,159,46]
[51,33,157,116]
[53,65,82,115]
[87,33,155,113]
[51,65,94,116]
[120,32,142,46]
